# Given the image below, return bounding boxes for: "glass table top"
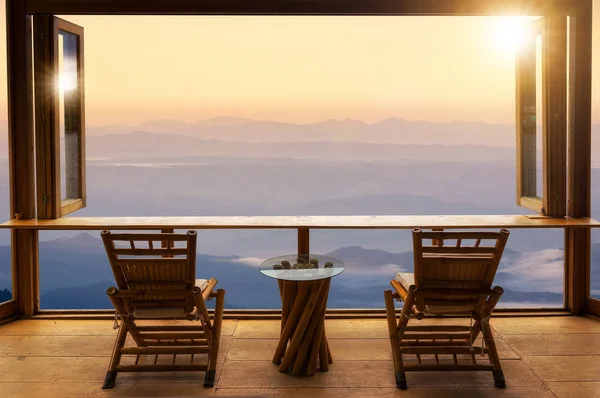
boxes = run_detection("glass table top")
[259,253,345,282]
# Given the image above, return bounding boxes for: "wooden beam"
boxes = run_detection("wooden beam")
[587,298,600,315]
[33,15,59,219]
[0,300,17,321]
[6,0,40,316]
[0,215,598,230]
[25,0,575,16]
[298,227,310,255]
[565,0,593,315]
[542,14,567,217]
[518,197,544,214]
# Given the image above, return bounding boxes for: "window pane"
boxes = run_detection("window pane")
[0,5,11,304]
[516,22,543,208]
[37,229,297,310]
[58,31,81,201]
[39,230,113,309]
[0,230,11,304]
[592,229,600,300]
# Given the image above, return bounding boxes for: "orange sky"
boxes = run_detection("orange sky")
[0,5,598,125]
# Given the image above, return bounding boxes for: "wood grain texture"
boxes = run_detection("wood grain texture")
[0,301,17,321]
[273,279,332,376]
[1,215,599,230]
[33,15,58,219]
[565,0,593,315]
[542,15,567,217]
[297,228,309,255]
[7,0,39,317]
[1,317,597,394]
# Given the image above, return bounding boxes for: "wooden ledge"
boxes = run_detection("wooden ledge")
[0,215,598,230]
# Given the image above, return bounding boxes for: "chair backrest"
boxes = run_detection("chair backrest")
[101,230,197,311]
[412,228,509,312]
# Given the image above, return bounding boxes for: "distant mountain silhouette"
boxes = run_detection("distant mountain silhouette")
[85,132,518,163]
[0,118,598,162]
[74,117,600,150]
[44,232,106,252]
[0,288,10,302]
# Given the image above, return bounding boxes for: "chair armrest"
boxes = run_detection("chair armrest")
[201,278,218,301]
[390,279,410,300]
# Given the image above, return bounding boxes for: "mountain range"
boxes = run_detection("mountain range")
[0,233,575,309]
[0,117,598,309]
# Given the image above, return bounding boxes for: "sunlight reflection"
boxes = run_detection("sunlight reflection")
[489,17,535,56]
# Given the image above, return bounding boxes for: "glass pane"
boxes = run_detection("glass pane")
[37,229,296,310]
[0,7,11,304]
[58,31,80,201]
[517,22,542,204]
[309,229,564,309]
[0,230,12,304]
[593,229,600,300]
[39,230,113,309]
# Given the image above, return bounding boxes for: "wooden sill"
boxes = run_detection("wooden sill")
[27,307,572,321]
[1,215,599,230]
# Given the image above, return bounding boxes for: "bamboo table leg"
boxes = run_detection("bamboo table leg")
[272,278,332,376]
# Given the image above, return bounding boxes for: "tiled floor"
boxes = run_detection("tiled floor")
[1,315,599,397]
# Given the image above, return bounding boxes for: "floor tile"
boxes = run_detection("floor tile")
[524,355,600,381]
[546,381,600,398]
[492,316,600,335]
[503,334,600,356]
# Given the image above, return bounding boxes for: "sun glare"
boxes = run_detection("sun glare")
[490,17,533,55]
[59,71,77,93]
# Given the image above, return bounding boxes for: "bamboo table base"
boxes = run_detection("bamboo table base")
[272,278,333,376]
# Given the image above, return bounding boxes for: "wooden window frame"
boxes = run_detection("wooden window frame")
[5,0,592,317]
[34,15,86,219]
[516,16,567,217]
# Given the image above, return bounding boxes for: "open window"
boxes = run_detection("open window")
[34,16,86,219]
[515,16,567,217]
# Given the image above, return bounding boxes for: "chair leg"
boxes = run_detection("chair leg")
[395,370,408,390]
[102,371,118,390]
[102,322,128,389]
[493,369,506,389]
[385,290,407,390]
[482,320,506,389]
[204,288,225,388]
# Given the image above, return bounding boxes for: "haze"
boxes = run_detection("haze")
[0,4,597,126]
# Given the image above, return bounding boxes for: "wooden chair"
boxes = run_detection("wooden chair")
[101,230,225,389]
[384,228,510,390]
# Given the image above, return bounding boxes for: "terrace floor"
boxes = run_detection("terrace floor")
[1,315,600,397]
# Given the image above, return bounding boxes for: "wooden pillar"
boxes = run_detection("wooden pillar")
[565,0,592,315]
[6,0,39,316]
[542,14,567,217]
[298,228,309,255]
